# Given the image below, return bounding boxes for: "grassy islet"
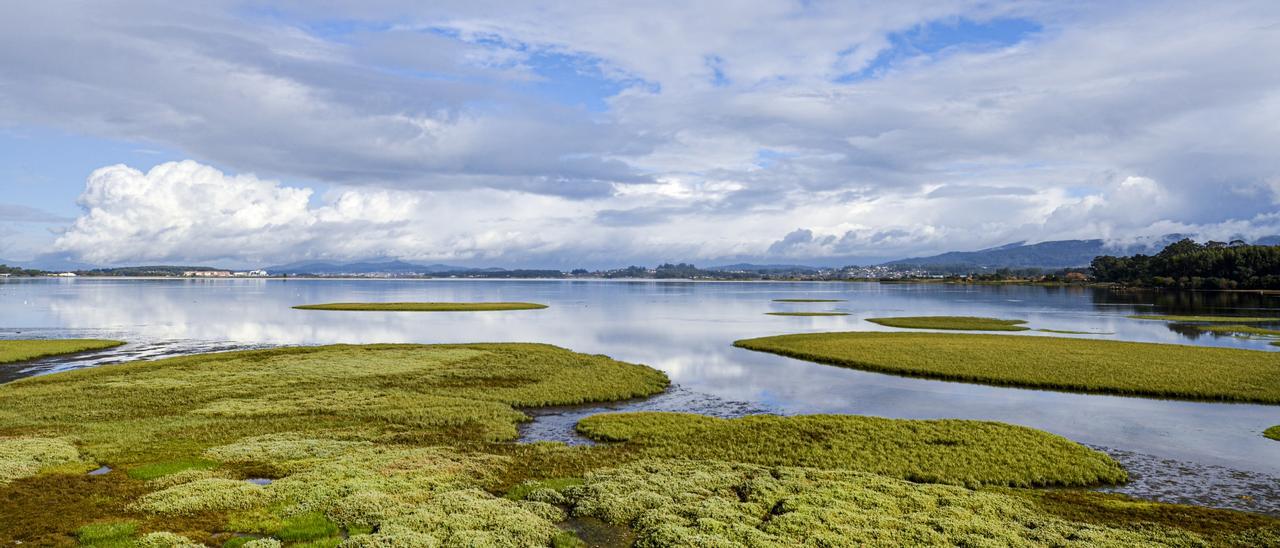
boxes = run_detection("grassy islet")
[577,412,1124,488]
[867,316,1030,331]
[735,331,1280,403]
[0,339,124,364]
[765,312,850,316]
[293,301,547,311]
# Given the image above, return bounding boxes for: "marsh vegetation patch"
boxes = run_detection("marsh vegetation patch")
[561,459,1277,547]
[866,316,1030,331]
[765,312,850,316]
[0,338,125,364]
[735,332,1280,403]
[575,412,1125,488]
[771,298,846,302]
[292,302,548,311]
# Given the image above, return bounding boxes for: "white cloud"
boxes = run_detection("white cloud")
[6,2,1280,265]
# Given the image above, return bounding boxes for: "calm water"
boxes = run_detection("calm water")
[3,278,1279,512]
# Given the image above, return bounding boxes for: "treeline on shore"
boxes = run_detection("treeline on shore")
[1091,239,1280,289]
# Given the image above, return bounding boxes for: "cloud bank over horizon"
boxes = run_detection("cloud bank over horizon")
[3,1,1280,267]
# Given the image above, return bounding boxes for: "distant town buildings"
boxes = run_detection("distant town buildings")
[182,270,268,277]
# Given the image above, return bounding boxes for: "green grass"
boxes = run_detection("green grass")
[765,312,849,316]
[292,302,547,311]
[563,459,1278,547]
[0,339,124,364]
[0,344,667,546]
[1266,426,1280,441]
[772,298,846,302]
[866,316,1030,331]
[576,412,1124,488]
[1194,324,1280,337]
[276,512,340,542]
[735,332,1280,403]
[76,521,138,547]
[1128,314,1280,323]
[2,342,1276,545]
[126,458,219,480]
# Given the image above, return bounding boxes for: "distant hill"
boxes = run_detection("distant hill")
[80,265,227,276]
[883,237,1185,270]
[265,260,477,275]
[706,263,820,273]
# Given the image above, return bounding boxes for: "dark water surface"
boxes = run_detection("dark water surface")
[3,278,1279,513]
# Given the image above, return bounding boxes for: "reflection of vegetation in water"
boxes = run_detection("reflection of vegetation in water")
[1128,314,1279,323]
[563,459,1278,546]
[0,344,667,545]
[0,339,124,364]
[735,332,1280,402]
[1266,426,1280,441]
[1092,287,1280,315]
[765,312,850,316]
[576,412,1125,487]
[772,298,846,302]
[293,301,548,311]
[867,316,1030,331]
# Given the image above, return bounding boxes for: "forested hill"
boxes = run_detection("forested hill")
[884,239,1155,270]
[1091,239,1280,289]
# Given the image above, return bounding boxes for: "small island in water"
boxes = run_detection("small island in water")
[292,302,548,311]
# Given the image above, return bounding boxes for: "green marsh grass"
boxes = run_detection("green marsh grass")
[292,302,547,311]
[563,459,1278,547]
[771,298,846,302]
[0,339,123,364]
[1128,314,1280,323]
[576,412,1125,488]
[1193,324,1280,337]
[735,331,1280,403]
[75,521,138,547]
[765,311,849,316]
[1266,426,1280,441]
[867,316,1030,331]
[0,344,667,545]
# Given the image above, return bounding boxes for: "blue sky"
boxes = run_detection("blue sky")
[2,1,1278,268]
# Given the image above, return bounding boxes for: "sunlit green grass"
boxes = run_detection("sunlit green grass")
[0,344,667,546]
[765,312,850,316]
[126,458,218,481]
[2,342,1276,545]
[866,316,1030,331]
[293,301,548,311]
[772,298,846,302]
[735,332,1280,403]
[1193,324,1280,337]
[576,412,1124,488]
[1266,426,1280,441]
[0,339,123,364]
[1128,314,1279,323]
[563,459,1278,547]
[75,521,138,548]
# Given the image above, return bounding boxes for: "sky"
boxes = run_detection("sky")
[1,1,1279,269]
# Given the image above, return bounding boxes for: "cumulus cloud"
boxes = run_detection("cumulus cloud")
[7,1,1280,265]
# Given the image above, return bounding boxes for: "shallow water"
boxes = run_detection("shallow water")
[3,278,1279,512]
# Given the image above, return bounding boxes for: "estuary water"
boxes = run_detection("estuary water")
[2,278,1279,512]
